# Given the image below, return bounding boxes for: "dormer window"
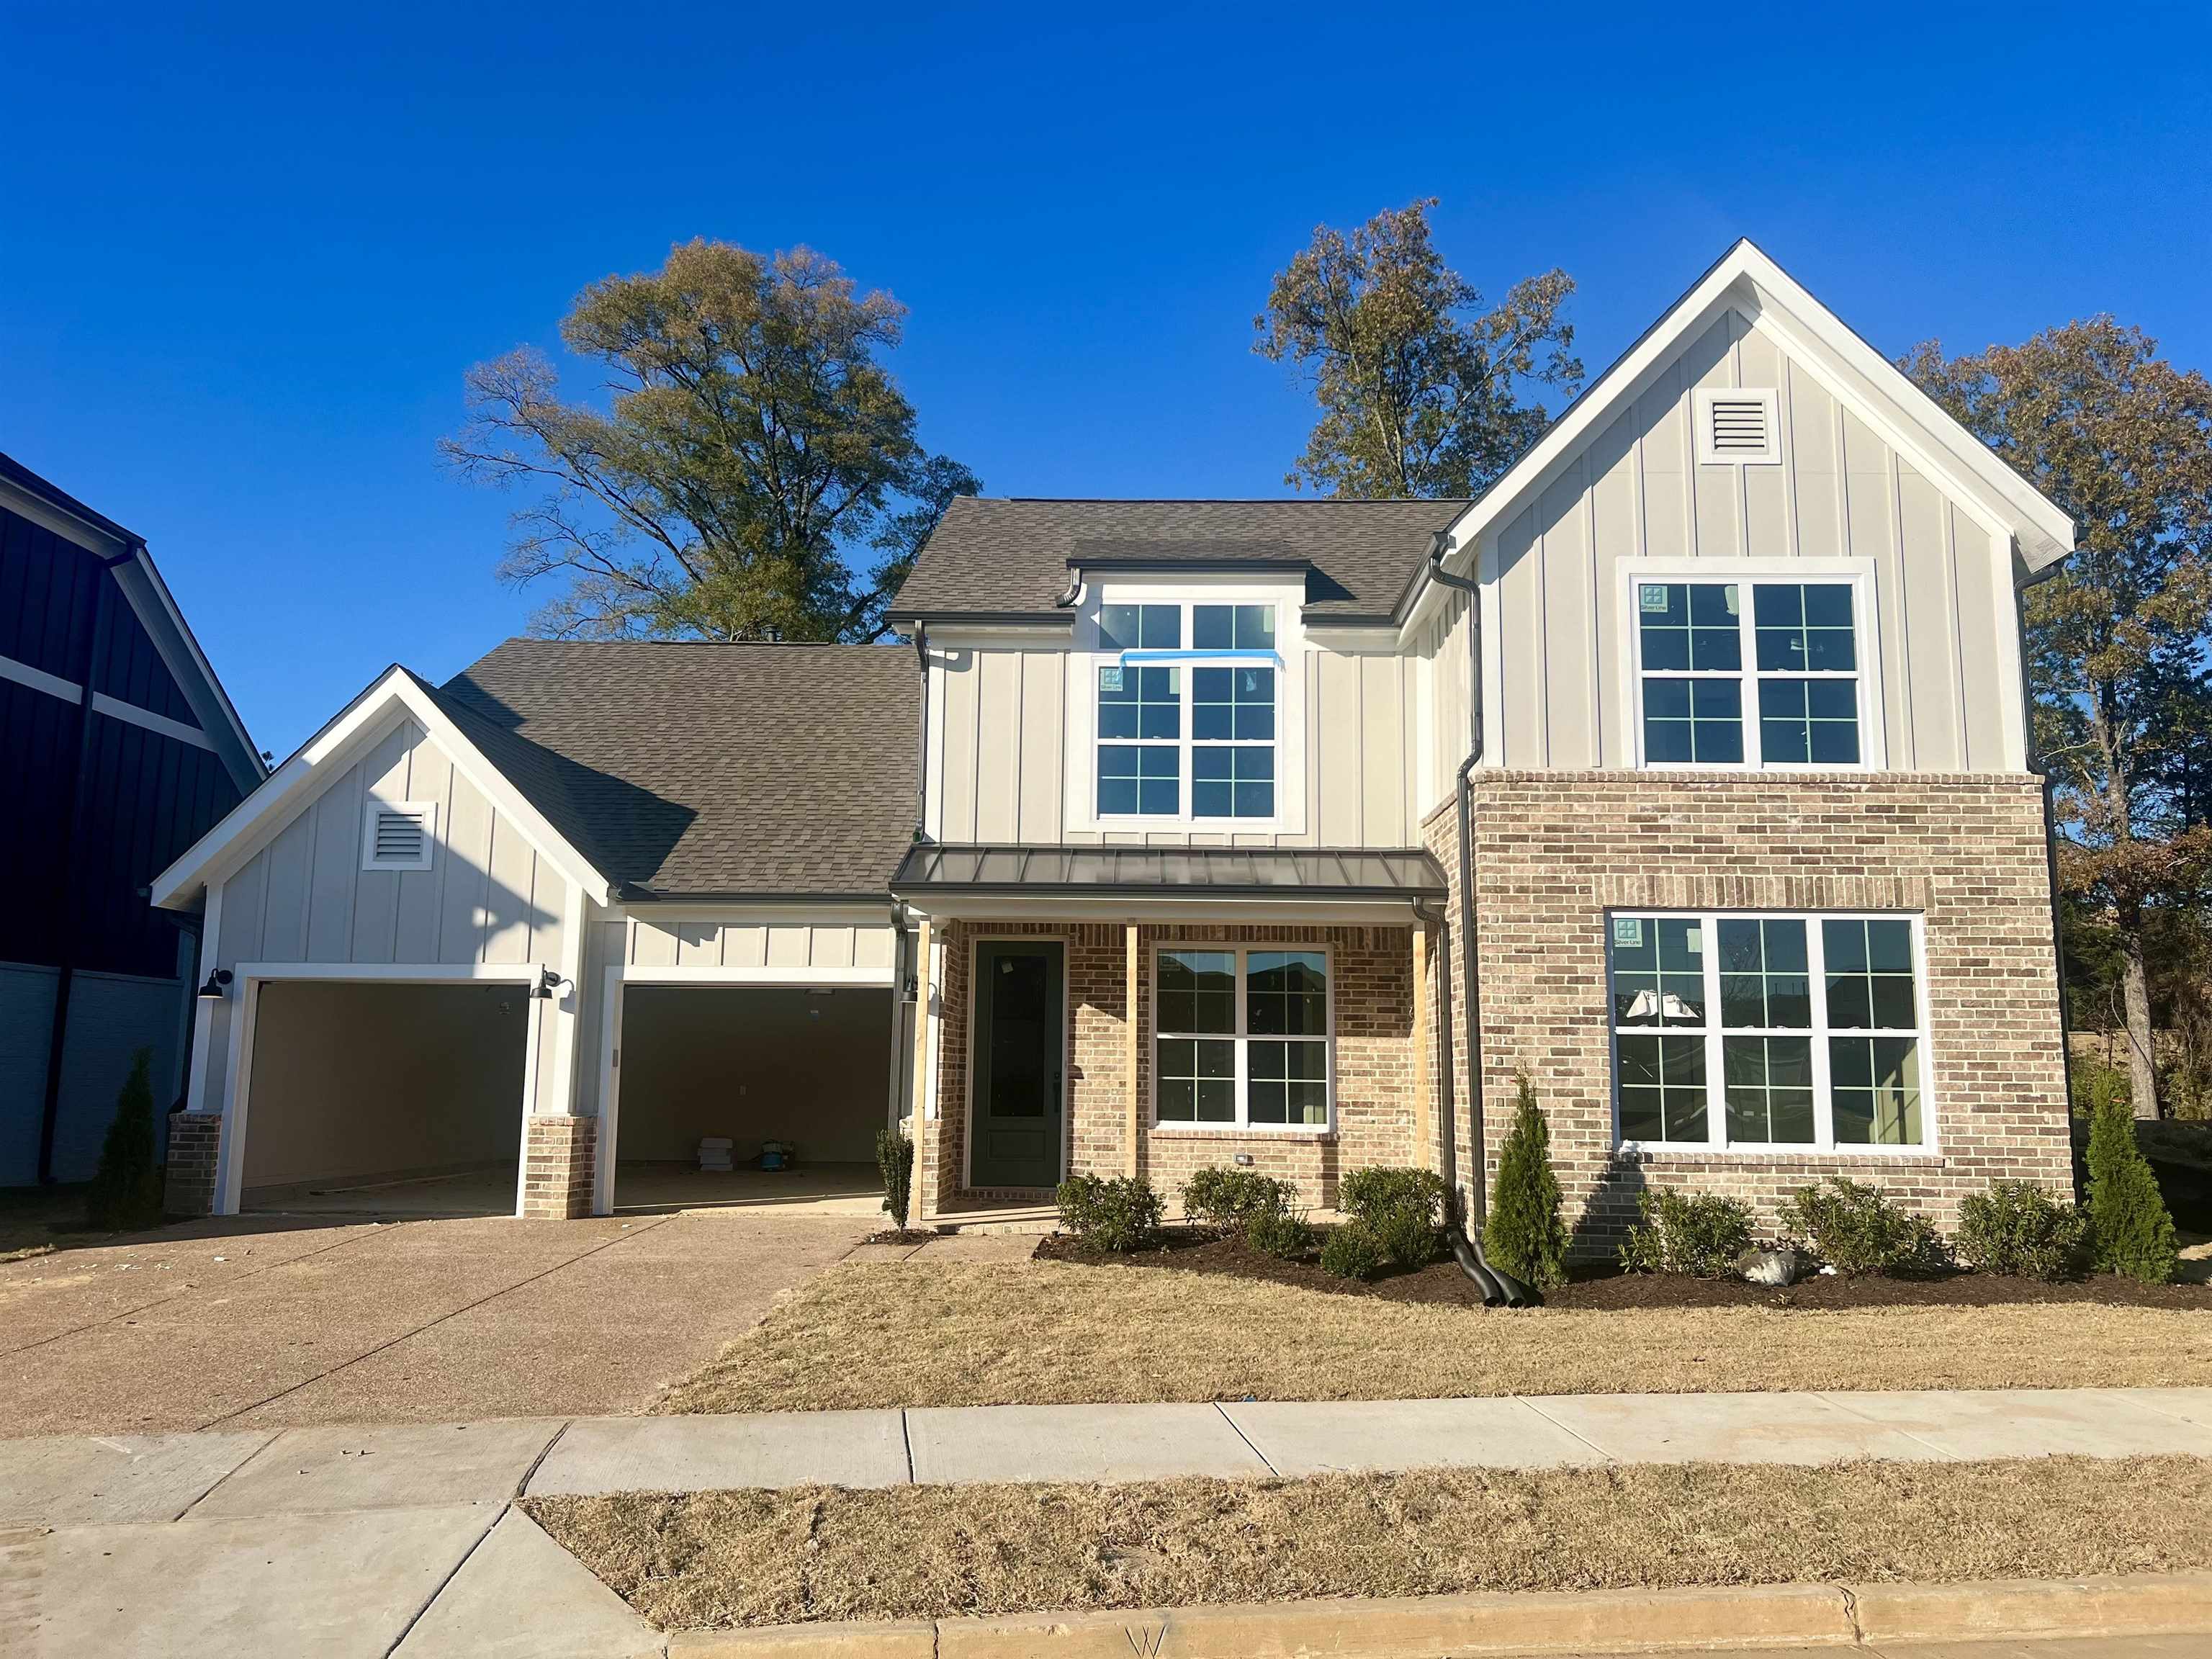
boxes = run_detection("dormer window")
[1090,595,1282,823]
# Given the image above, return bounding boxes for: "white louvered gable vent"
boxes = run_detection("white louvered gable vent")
[362,801,436,871]
[1696,387,1781,465]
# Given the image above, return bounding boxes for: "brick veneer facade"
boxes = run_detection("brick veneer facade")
[918,920,1420,1217]
[1424,770,2072,1250]
[521,1114,597,1219]
[163,1111,224,1215]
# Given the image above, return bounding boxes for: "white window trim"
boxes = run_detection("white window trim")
[1694,386,1782,465]
[1065,577,1310,836]
[1606,909,1938,1158]
[1150,942,1335,1134]
[1621,558,1887,772]
[361,799,437,871]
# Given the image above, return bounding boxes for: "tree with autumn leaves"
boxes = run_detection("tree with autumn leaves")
[1906,323,2212,1118]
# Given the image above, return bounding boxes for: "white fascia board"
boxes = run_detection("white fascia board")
[1397,240,2076,644]
[150,665,613,912]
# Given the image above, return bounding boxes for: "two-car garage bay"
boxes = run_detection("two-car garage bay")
[232,976,894,1218]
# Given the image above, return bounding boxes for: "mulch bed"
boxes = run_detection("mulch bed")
[1030,1227,2212,1310]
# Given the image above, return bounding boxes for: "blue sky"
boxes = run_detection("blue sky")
[4,2,2208,756]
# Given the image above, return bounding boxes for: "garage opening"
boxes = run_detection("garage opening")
[240,981,529,1215]
[611,985,892,1214]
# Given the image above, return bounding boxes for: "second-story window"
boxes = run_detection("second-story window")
[1096,599,1279,821]
[1633,576,1865,768]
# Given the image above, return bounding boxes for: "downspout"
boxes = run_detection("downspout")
[2018,559,2078,1152]
[896,623,932,1132]
[1422,532,1532,1307]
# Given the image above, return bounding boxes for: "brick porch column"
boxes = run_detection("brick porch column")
[163,1112,224,1216]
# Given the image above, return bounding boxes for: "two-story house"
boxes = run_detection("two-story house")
[150,240,2075,1242]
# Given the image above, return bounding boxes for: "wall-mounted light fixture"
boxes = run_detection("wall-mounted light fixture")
[532,966,568,1002]
[197,969,233,999]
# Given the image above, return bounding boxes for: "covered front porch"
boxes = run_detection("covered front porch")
[891,845,1449,1222]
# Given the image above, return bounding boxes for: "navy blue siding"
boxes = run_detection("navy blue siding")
[0,502,240,979]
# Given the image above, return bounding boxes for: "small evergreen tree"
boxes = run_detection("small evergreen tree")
[86,1048,163,1233]
[2086,1093,2180,1285]
[1484,1072,1568,1290]
[875,1125,914,1231]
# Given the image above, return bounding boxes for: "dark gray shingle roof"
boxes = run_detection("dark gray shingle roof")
[889,498,1470,622]
[436,640,916,899]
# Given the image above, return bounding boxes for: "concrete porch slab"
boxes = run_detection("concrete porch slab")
[1220,1396,1608,1477]
[32,1504,495,1658]
[905,1402,1269,1485]
[1822,1389,2212,1460]
[0,1429,273,1525]
[392,1506,661,1658]
[528,1410,909,1496]
[189,1419,566,1518]
[1527,1390,1951,1465]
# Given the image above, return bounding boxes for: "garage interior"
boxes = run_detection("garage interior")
[239,980,529,1215]
[611,984,892,1213]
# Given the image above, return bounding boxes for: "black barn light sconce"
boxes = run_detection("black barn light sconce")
[197,969,233,999]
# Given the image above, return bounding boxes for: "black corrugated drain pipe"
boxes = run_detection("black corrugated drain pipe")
[1422,533,1534,1308]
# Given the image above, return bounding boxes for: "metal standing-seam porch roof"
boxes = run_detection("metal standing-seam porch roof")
[891,843,1448,900]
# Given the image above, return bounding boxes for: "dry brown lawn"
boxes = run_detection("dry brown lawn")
[656,1260,2212,1414]
[526,1455,2212,1629]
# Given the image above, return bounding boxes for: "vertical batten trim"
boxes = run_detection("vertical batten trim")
[1941,500,1971,765]
[1887,446,1917,768]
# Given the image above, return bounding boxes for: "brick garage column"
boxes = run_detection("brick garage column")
[520,1115,596,1219]
[163,1112,223,1216]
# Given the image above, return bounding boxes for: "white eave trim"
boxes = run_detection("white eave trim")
[1399,238,2076,639]
[149,665,613,912]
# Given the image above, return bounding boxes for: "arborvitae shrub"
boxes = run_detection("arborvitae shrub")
[1484,1073,1568,1290]
[2086,1094,2180,1285]
[874,1126,914,1231]
[86,1048,163,1233]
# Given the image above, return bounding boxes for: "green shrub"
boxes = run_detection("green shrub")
[1954,1180,2087,1280]
[2087,1093,2180,1285]
[1484,1073,1568,1290]
[1243,1207,1318,1260]
[1339,1165,1447,1269]
[1339,1166,1447,1229]
[1182,1166,1297,1233]
[86,1048,163,1233]
[1319,1220,1386,1280]
[1778,1176,1941,1276]
[1618,1189,1754,1277]
[874,1126,914,1231]
[1055,1173,1163,1253]
[1373,1202,1444,1267]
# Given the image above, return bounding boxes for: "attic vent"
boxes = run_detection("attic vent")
[363,801,436,871]
[1696,387,1781,465]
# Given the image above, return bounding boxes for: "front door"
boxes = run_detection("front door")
[971,941,1064,1190]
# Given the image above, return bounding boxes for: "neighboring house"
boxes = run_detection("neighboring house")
[152,239,2078,1240]
[0,452,264,1187]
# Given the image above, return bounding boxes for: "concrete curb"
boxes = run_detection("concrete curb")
[662,1568,2212,1658]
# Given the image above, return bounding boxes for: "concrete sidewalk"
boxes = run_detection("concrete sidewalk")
[7,1386,2212,1526]
[9,1390,2212,1657]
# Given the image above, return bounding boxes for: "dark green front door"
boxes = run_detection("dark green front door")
[972,941,1064,1189]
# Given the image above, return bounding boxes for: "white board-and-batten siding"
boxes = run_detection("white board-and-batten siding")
[212,719,572,974]
[1474,309,2026,775]
[929,645,1424,848]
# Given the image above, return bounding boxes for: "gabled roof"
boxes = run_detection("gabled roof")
[0,449,264,790]
[439,640,917,899]
[1408,238,2077,621]
[153,640,924,912]
[889,497,1467,624]
[151,663,616,912]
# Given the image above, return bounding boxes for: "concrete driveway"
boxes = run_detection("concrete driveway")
[0,1207,869,1439]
